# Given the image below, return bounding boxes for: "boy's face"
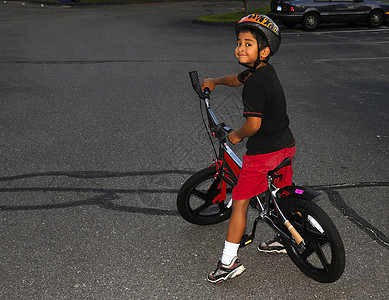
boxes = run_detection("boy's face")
[235,31,259,67]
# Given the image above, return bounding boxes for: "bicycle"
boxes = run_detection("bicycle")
[177,71,346,283]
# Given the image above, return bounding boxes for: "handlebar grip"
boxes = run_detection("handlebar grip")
[204,87,210,97]
[189,71,208,99]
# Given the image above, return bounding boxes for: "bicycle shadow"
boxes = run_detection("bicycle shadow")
[0,170,191,216]
[0,170,387,248]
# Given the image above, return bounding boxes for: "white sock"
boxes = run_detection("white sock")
[221,241,240,265]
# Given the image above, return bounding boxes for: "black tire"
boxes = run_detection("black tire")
[368,10,384,27]
[302,13,320,31]
[278,199,345,283]
[177,166,232,225]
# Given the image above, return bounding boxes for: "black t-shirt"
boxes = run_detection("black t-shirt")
[237,64,295,155]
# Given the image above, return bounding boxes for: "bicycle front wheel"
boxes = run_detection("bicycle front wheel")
[177,166,232,225]
[279,199,345,283]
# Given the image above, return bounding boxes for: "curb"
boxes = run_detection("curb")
[192,19,235,26]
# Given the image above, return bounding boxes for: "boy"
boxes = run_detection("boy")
[202,14,295,284]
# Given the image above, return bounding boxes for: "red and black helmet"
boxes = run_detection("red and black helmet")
[235,13,281,56]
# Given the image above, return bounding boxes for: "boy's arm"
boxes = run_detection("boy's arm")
[228,117,261,145]
[201,74,242,91]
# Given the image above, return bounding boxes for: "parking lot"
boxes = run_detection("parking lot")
[0,1,388,299]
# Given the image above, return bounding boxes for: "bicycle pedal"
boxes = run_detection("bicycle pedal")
[239,234,253,248]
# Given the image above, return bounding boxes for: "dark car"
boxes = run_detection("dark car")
[268,0,389,30]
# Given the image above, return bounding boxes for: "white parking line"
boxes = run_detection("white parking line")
[285,41,389,46]
[283,28,389,35]
[316,57,389,62]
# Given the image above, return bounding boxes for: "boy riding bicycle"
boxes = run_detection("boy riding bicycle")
[202,13,296,284]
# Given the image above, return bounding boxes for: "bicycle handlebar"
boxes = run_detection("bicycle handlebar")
[189,71,231,143]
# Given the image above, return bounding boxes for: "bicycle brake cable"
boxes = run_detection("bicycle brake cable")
[199,97,218,158]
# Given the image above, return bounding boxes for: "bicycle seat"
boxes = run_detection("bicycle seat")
[268,157,292,176]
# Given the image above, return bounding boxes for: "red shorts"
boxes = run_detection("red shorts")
[232,146,295,200]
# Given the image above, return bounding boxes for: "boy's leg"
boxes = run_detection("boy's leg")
[226,199,251,244]
[258,147,295,254]
[208,199,249,283]
[222,199,251,264]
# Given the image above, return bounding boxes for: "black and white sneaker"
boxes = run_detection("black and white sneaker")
[258,235,287,254]
[207,257,246,284]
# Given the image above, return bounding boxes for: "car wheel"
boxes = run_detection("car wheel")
[302,13,319,31]
[367,10,384,27]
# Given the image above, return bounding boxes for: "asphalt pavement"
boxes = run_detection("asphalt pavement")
[0,1,388,299]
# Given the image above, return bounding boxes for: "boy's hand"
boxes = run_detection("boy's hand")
[201,78,216,91]
[228,130,243,145]
[228,118,261,145]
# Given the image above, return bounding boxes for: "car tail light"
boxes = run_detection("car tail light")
[290,6,295,12]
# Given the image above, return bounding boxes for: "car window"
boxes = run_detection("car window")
[330,0,354,2]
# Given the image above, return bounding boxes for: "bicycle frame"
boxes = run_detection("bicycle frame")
[217,144,241,187]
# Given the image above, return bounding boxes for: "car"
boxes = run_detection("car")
[267,0,389,30]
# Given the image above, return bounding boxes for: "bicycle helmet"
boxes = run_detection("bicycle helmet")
[235,13,281,70]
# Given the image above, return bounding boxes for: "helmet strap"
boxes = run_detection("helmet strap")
[239,58,268,73]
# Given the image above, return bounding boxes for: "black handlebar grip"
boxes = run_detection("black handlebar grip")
[204,87,210,97]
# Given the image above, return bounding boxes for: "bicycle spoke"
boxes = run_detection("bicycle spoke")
[301,211,308,236]
[295,213,329,264]
[300,243,315,260]
[192,189,209,200]
[312,241,331,271]
[194,177,221,199]
[292,212,327,241]
[192,201,215,216]
[306,230,326,241]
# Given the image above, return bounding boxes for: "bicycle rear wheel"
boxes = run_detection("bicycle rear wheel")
[279,199,345,283]
[177,166,232,225]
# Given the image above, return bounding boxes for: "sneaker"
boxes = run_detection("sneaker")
[258,235,287,254]
[207,257,246,284]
